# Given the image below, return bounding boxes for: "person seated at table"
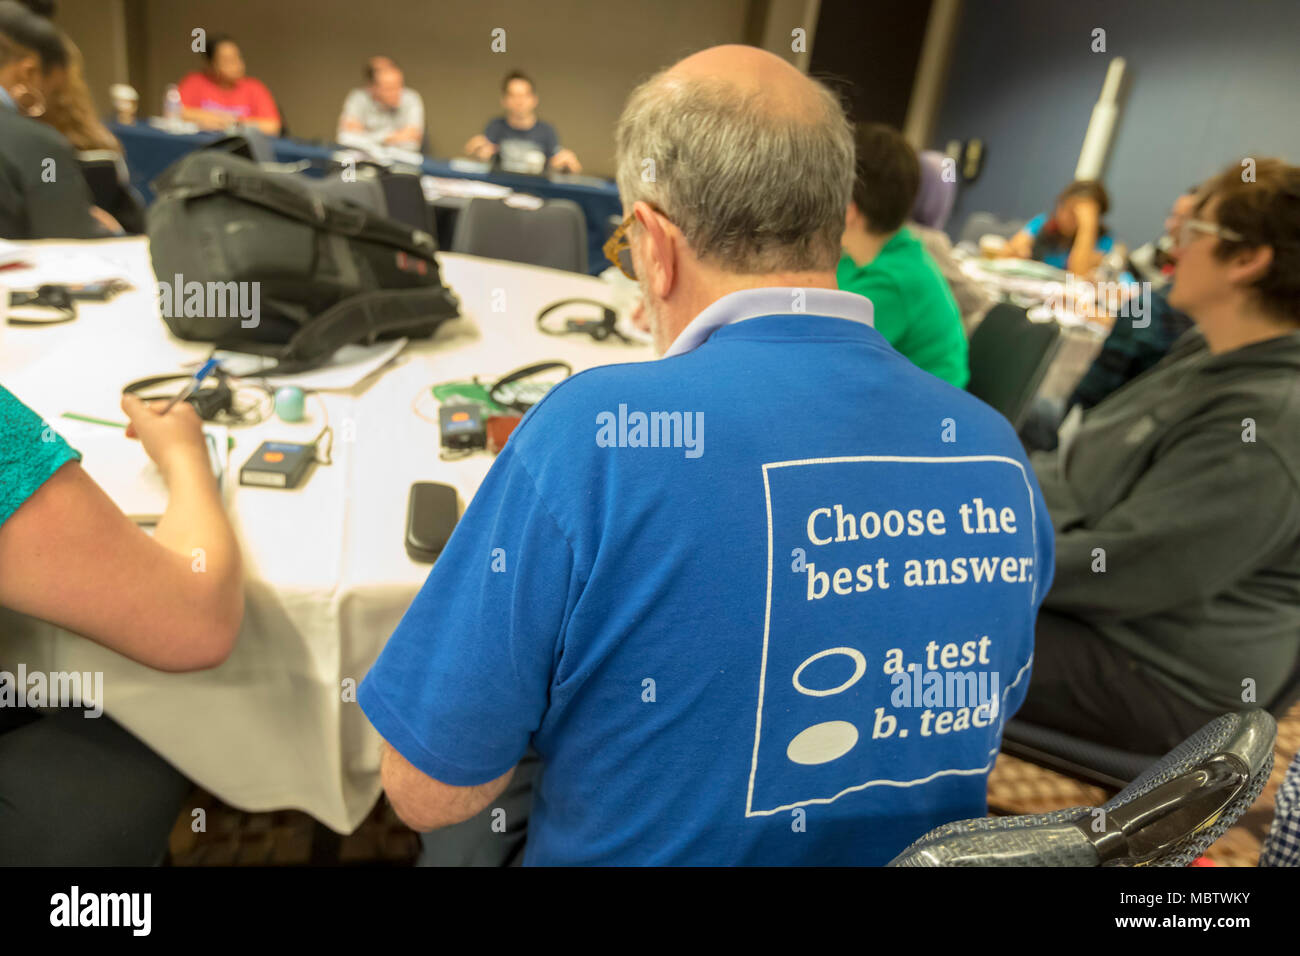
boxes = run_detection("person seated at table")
[360,44,1053,866]
[1020,190,1200,452]
[1019,158,1300,755]
[0,385,244,864]
[177,33,280,136]
[838,123,968,387]
[1128,186,1199,290]
[0,0,113,239]
[464,70,580,174]
[337,57,424,153]
[997,179,1116,275]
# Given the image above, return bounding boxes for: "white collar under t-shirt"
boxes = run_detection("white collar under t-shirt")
[662,287,874,358]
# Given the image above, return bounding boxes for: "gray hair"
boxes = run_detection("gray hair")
[615,69,854,275]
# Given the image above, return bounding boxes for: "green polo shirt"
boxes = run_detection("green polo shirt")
[836,227,969,388]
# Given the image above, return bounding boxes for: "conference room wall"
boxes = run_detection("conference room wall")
[100,0,755,176]
[931,0,1300,246]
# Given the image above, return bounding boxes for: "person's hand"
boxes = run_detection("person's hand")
[464,135,496,160]
[90,206,124,235]
[1072,198,1100,229]
[121,393,211,483]
[550,148,582,174]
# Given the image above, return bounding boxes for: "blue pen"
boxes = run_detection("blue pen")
[161,358,220,414]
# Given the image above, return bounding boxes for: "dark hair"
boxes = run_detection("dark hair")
[849,122,919,234]
[15,0,55,16]
[502,70,534,94]
[1197,158,1300,324]
[0,0,65,70]
[1055,179,1110,217]
[203,33,237,63]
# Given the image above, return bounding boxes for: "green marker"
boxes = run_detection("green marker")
[62,412,127,429]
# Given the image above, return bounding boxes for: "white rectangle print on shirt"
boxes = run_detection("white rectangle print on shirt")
[748,456,1041,817]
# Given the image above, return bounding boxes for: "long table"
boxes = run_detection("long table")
[0,237,653,832]
[110,122,622,276]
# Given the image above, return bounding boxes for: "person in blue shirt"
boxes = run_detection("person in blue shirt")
[464,70,581,174]
[361,44,1054,866]
[999,179,1115,273]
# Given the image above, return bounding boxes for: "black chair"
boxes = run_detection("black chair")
[377,168,435,236]
[1002,649,1300,790]
[891,710,1276,866]
[78,151,146,234]
[451,197,588,274]
[966,302,1061,429]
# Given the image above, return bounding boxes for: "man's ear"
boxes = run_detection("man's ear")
[633,200,676,300]
[1228,244,1274,287]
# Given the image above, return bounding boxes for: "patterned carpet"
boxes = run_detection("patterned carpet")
[167,702,1300,866]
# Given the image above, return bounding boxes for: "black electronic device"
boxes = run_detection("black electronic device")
[239,441,316,489]
[439,403,486,451]
[536,298,629,343]
[405,481,459,562]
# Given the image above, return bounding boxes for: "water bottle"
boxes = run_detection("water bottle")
[163,84,182,127]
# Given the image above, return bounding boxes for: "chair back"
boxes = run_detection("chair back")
[452,197,588,273]
[889,711,1276,866]
[966,302,1061,428]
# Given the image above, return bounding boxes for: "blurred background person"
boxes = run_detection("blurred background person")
[464,70,580,173]
[178,33,280,136]
[0,0,110,238]
[838,123,968,386]
[999,179,1117,275]
[1020,158,1300,754]
[337,56,424,153]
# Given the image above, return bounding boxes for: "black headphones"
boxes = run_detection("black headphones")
[122,369,236,421]
[536,298,630,343]
[488,361,573,414]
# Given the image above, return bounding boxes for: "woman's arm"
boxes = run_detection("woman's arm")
[0,394,243,671]
[1067,199,1103,275]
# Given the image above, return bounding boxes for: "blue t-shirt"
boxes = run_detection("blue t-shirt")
[0,384,81,527]
[359,302,1054,865]
[484,116,559,160]
[1023,212,1115,269]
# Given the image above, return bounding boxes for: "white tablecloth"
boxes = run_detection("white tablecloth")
[0,237,652,832]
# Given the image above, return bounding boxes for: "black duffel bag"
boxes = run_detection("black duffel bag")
[147,149,459,372]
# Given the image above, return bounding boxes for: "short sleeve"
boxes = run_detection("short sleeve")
[358,444,580,785]
[404,91,424,132]
[483,117,503,144]
[542,123,560,158]
[251,80,280,123]
[1023,213,1047,237]
[0,386,82,528]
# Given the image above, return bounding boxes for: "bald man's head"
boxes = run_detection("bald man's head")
[664,44,824,116]
[615,44,853,275]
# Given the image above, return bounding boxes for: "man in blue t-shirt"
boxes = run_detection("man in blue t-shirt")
[464,70,581,174]
[361,44,1054,866]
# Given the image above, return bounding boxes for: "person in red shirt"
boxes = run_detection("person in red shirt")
[177,34,280,136]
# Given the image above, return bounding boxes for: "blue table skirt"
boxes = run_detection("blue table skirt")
[110,122,621,275]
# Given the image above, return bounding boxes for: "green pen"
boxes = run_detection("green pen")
[61,412,127,429]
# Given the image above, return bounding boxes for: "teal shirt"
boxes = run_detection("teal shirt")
[836,228,969,388]
[1,385,81,528]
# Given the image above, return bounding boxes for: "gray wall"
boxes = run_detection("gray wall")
[931,0,1300,245]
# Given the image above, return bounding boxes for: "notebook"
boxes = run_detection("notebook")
[58,417,229,523]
